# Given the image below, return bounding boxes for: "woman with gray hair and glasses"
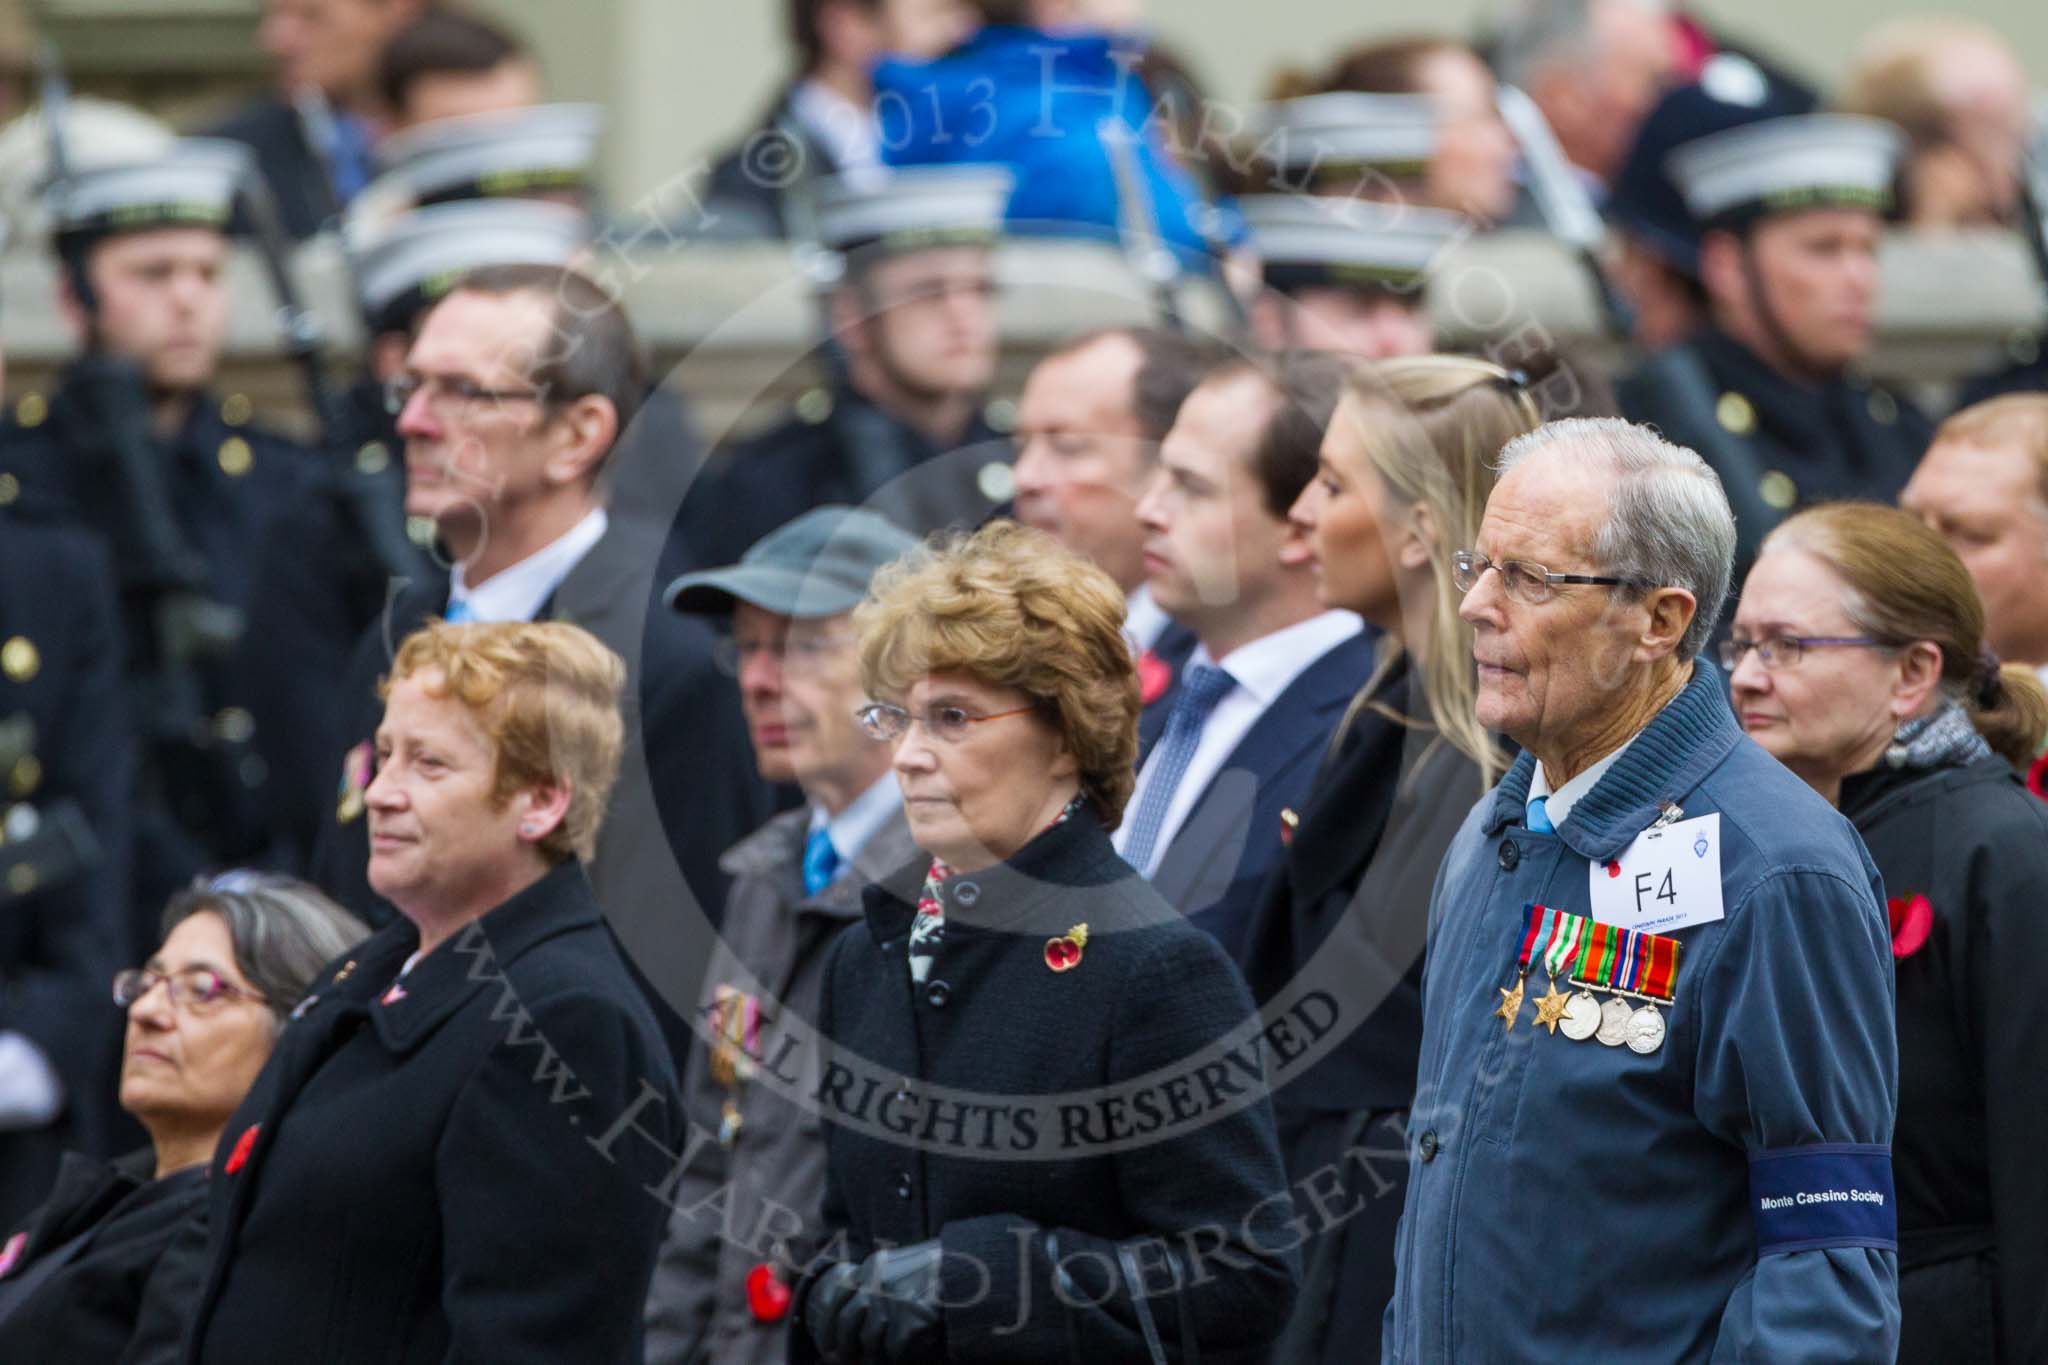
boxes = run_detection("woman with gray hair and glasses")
[0,872,366,1363]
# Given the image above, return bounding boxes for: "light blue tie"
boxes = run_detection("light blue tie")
[443,597,477,624]
[802,826,841,896]
[1121,664,1236,874]
[1526,795,1555,834]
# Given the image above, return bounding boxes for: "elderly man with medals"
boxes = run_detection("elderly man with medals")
[1381,418,1900,1363]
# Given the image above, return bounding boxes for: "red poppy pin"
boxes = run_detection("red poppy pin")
[1886,894,1934,960]
[1279,809,1299,847]
[745,1262,792,1322]
[224,1123,260,1175]
[1137,650,1172,707]
[2028,750,2048,803]
[1045,923,1089,973]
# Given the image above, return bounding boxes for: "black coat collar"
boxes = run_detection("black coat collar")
[321,861,602,1054]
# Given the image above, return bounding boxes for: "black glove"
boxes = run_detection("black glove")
[802,1239,948,1364]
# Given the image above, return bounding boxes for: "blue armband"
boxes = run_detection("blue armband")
[1748,1143,1896,1257]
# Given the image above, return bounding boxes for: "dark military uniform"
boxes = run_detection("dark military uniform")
[674,382,1015,574]
[0,523,134,1225]
[1619,326,1931,577]
[0,370,314,933]
[1953,330,2048,411]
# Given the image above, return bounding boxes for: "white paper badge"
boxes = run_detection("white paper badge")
[1588,812,1725,934]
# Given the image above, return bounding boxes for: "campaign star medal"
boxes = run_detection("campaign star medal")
[1496,902,1557,1032]
[707,985,762,1147]
[1494,975,1526,1032]
[1564,916,1683,1053]
[1531,906,1588,1036]
[1045,923,1088,973]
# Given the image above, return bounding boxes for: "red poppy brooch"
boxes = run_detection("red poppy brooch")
[1886,895,1934,960]
[1137,650,1172,707]
[224,1123,261,1175]
[1045,923,1089,973]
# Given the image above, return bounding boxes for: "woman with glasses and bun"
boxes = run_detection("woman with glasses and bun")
[791,521,1296,1365]
[0,872,366,1362]
[1727,501,2048,1364]
[1246,356,1535,1365]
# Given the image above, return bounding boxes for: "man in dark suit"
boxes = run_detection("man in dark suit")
[700,0,970,237]
[308,264,778,1011]
[1011,326,1212,716]
[1117,352,1373,962]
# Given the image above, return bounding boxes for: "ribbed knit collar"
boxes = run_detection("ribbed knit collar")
[1483,665,1741,860]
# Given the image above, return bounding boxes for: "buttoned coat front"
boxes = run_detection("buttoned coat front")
[795,809,1299,1363]
[178,863,683,1365]
[1383,667,1901,1364]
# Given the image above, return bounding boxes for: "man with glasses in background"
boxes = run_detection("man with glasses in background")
[648,506,917,1365]
[308,264,775,959]
[1385,417,1899,1363]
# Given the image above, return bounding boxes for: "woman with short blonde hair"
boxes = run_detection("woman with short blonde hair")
[794,522,1297,1364]
[178,620,682,1365]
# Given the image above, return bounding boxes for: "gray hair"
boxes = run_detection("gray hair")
[160,872,372,1024]
[1494,417,1735,662]
[1490,0,1658,90]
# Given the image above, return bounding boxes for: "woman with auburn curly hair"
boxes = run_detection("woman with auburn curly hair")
[792,521,1297,1365]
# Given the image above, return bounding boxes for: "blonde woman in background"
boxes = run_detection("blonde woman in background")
[1246,355,1540,1365]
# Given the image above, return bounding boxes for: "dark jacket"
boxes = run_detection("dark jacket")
[1149,631,1375,963]
[1236,658,1493,1365]
[1616,326,1930,585]
[0,1150,204,1364]
[202,97,338,241]
[796,806,1298,1363]
[306,516,778,938]
[645,801,921,1365]
[0,523,133,1223]
[0,370,315,935]
[673,385,1012,575]
[1839,754,2048,1365]
[181,862,683,1364]
[701,86,845,239]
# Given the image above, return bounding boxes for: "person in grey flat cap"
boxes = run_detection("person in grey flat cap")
[674,165,1017,574]
[0,138,317,943]
[1617,111,1933,588]
[646,507,921,1365]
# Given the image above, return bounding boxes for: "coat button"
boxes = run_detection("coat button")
[953,880,980,907]
[924,980,952,1009]
[894,1172,914,1200]
[1418,1129,1440,1162]
[1497,841,1520,871]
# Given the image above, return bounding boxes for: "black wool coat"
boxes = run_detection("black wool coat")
[1839,755,2048,1365]
[795,808,1299,1364]
[179,862,685,1365]
[1236,658,1493,1365]
[0,1149,204,1364]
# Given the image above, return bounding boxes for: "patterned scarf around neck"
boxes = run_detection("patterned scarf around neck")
[908,795,1086,985]
[1885,700,1992,773]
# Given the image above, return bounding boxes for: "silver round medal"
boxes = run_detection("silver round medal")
[1559,991,1602,1041]
[1596,996,1633,1047]
[1625,1004,1667,1055]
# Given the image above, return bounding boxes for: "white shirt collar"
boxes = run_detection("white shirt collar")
[1188,610,1364,706]
[1125,584,1172,653]
[1526,683,1690,827]
[448,508,609,625]
[807,773,903,864]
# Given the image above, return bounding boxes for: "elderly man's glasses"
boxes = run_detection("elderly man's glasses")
[855,702,1035,743]
[1451,551,1635,605]
[384,372,550,417]
[1717,635,1887,672]
[114,967,266,1013]
[715,633,854,677]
